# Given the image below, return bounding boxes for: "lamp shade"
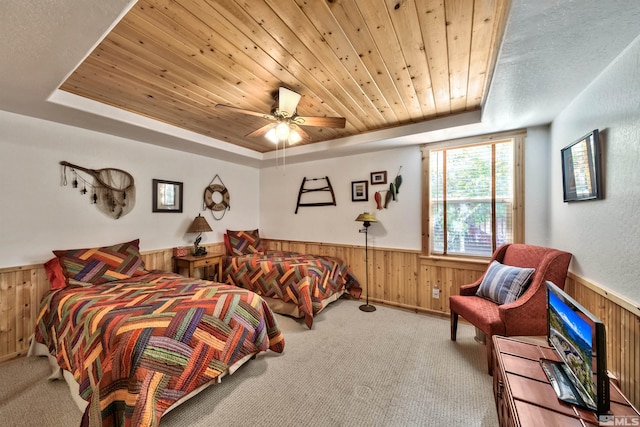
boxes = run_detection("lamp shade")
[355,212,377,223]
[187,214,213,233]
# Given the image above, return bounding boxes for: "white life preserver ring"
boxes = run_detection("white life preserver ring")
[204,184,230,212]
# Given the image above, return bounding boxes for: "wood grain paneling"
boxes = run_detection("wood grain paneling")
[0,265,54,363]
[565,273,640,409]
[1,240,638,410]
[419,257,487,313]
[59,0,511,153]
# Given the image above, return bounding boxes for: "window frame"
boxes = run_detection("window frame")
[421,130,526,258]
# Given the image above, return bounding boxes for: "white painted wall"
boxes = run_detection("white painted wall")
[259,147,422,250]
[548,34,640,304]
[524,125,551,245]
[1,107,556,285]
[0,110,260,268]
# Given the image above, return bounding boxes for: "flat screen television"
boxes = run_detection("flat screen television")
[561,129,602,202]
[543,281,609,415]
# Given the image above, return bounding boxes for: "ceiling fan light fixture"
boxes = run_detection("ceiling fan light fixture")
[265,127,278,144]
[265,122,302,146]
[275,122,290,140]
[217,86,345,150]
[288,129,302,145]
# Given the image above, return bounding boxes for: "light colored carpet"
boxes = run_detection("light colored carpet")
[0,299,498,426]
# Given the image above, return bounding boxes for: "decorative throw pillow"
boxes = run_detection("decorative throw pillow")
[225,229,264,256]
[44,257,67,290]
[53,239,148,285]
[476,260,535,305]
[68,279,95,287]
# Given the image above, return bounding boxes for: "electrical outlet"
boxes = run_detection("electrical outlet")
[432,288,440,299]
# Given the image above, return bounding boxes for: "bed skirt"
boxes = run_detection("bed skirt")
[261,289,345,318]
[27,334,259,415]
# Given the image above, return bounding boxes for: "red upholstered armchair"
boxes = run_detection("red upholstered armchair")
[449,244,572,374]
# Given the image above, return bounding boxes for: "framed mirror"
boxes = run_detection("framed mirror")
[152,179,183,212]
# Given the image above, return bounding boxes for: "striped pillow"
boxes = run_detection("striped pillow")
[53,239,148,285]
[225,229,264,256]
[476,261,535,305]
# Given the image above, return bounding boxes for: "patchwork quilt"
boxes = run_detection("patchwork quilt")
[34,272,285,427]
[223,251,361,328]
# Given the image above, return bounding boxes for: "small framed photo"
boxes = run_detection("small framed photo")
[152,179,183,213]
[370,171,387,185]
[351,180,368,202]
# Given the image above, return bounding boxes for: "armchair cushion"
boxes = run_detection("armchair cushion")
[475,260,535,305]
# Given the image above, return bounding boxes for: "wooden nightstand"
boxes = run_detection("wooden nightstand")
[173,253,224,282]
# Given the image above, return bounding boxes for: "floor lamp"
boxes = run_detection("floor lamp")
[355,212,377,312]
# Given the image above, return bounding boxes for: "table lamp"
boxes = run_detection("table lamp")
[187,214,213,256]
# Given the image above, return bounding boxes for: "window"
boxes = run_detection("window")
[422,132,525,257]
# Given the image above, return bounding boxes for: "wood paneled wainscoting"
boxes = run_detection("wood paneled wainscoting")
[265,240,495,316]
[1,240,638,409]
[564,272,640,409]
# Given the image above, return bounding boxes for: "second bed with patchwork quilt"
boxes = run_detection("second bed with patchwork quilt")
[223,230,361,328]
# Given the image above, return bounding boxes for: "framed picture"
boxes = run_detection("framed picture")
[152,179,183,212]
[370,171,387,185]
[351,180,368,202]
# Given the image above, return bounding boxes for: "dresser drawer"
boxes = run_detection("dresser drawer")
[191,256,221,268]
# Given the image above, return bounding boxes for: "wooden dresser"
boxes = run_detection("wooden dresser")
[492,336,639,427]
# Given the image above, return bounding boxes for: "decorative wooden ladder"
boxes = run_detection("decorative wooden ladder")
[295,176,336,214]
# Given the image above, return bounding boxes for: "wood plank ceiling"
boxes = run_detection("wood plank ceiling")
[60,0,510,153]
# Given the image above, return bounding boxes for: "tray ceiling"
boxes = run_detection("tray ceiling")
[59,0,510,153]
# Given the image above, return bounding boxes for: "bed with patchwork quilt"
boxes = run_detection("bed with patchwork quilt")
[31,239,284,427]
[223,230,361,328]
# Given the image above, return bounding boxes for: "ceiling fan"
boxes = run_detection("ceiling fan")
[215,87,346,146]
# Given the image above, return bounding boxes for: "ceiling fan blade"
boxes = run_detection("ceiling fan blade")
[278,87,301,117]
[246,122,276,138]
[215,104,275,120]
[296,116,346,128]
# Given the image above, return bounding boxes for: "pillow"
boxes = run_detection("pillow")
[44,257,67,290]
[53,239,148,285]
[68,279,95,288]
[225,229,264,256]
[223,233,231,255]
[476,260,535,305]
